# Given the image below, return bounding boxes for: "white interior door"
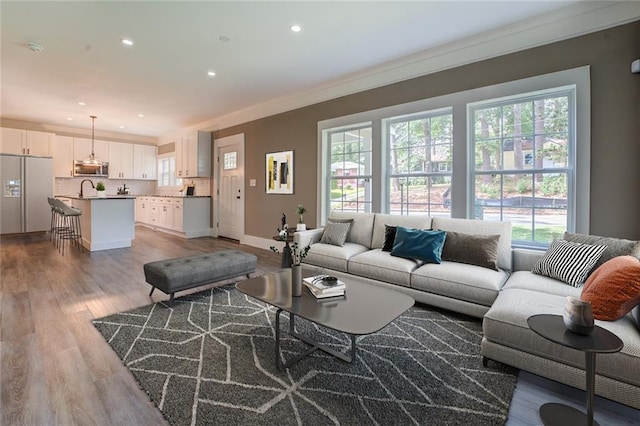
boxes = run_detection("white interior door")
[215,134,244,241]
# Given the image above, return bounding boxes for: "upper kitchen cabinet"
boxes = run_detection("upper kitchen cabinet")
[1,127,54,156]
[175,131,211,178]
[133,144,157,180]
[108,141,134,179]
[53,135,75,177]
[74,137,108,162]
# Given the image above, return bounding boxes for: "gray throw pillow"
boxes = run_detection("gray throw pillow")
[320,221,352,246]
[441,231,500,271]
[563,232,640,274]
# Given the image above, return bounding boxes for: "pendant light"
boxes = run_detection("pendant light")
[82,115,101,165]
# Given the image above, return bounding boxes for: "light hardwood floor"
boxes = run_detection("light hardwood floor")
[1,227,638,425]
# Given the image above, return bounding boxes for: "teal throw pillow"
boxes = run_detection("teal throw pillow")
[391,227,447,264]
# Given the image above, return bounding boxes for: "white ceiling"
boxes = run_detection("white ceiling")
[0,1,623,139]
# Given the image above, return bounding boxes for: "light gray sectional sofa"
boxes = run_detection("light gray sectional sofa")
[294,212,640,409]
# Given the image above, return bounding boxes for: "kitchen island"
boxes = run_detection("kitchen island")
[65,196,136,251]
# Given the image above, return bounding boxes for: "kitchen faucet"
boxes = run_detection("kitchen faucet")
[80,179,95,198]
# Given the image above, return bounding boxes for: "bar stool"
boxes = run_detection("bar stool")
[51,198,83,255]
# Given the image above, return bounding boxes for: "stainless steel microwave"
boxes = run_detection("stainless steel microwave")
[73,160,109,177]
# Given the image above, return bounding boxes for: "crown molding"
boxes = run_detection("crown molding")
[170,1,639,138]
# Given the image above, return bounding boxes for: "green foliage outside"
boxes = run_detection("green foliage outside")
[512,224,565,244]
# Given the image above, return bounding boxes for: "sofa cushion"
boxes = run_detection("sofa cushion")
[382,225,397,252]
[442,231,500,271]
[432,218,512,271]
[371,214,432,249]
[391,227,446,264]
[502,271,581,298]
[484,288,640,387]
[348,249,421,287]
[581,256,640,321]
[532,239,607,287]
[411,261,509,307]
[320,220,352,246]
[564,232,640,274]
[328,212,375,248]
[303,242,369,273]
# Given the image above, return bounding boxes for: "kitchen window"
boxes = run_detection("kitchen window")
[157,155,182,188]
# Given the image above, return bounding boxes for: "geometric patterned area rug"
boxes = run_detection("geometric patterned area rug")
[93,284,518,425]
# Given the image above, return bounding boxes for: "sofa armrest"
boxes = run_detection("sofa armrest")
[512,248,545,271]
[294,228,324,248]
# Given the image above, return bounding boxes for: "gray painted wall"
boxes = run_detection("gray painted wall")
[213,21,640,241]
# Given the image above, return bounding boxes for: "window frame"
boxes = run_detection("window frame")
[157,153,183,189]
[317,66,590,245]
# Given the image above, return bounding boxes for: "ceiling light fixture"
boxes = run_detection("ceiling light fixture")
[138,113,144,117]
[119,125,125,129]
[121,39,134,46]
[82,115,101,166]
[66,117,73,121]
[78,101,86,106]
[207,71,216,77]
[27,42,44,53]
[290,24,302,33]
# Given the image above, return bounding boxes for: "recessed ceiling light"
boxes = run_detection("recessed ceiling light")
[78,101,86,106]
[66,117,73,121]
[119,125,125,129]
[121,39,134,46]
[138,113,144,118]
[290,24,302,33]
[207,71,216,77]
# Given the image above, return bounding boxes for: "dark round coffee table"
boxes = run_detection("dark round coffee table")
[527,314,623,426]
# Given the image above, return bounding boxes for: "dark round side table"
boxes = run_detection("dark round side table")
[527,314,623,426]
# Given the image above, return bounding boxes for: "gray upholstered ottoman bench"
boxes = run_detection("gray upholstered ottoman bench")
[144,250,257,306]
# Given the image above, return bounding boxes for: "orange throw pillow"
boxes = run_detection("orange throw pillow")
[581,256,640,320]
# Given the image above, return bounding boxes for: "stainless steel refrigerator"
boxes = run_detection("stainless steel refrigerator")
[1,154,53,234]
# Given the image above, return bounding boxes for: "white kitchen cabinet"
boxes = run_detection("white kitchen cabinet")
[1,128,53,156]
[53,135,75,177]
[108,141,134,179]
[175,131,210,178]
[136,196,209,238]
[133,144,157,180]
[74,137,109,162]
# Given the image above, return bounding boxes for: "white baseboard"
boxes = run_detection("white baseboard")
[240,234,279,252]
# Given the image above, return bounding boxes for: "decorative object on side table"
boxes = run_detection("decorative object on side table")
[563,296,595,335]
[270,239,310,296]
[95,181,106,198]
[296,204,307,231]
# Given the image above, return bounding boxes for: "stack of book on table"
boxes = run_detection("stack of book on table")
[303,275,346,299]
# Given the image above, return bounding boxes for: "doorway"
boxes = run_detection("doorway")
[213,134,245,241]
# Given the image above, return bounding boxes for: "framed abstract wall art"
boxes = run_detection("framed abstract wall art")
[266,150,293,194]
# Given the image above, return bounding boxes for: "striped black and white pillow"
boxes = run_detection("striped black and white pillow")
[532,239,607,287]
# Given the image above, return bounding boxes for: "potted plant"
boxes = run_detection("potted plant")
[96,181,106,198]
[270,240,310,297]
[296,204,307,231]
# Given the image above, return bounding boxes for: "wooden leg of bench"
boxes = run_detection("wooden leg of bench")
[169,293,175,307]
[149,287,155,296]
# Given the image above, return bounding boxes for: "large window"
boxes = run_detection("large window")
[318,67,589,246]
[386,110,453,216]
[327,125,372,213]
[157,155,182,188]
[470,89,573,246]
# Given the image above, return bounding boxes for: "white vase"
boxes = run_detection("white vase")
[291,264,303,297]
[97,190,106,198]
[296,223,306,231]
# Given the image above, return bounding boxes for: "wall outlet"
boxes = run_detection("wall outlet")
[249,179,256,187]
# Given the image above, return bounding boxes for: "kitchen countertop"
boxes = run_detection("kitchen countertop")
[138,195,212,198]
[57,195,137,200]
